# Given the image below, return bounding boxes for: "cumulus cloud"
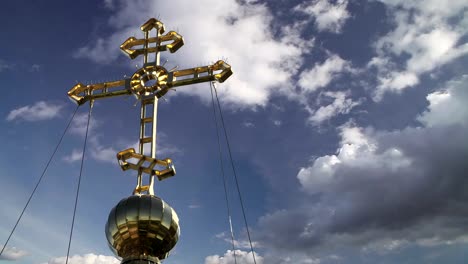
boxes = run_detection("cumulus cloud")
[215,232,261,251]
[42,253,119,264]
[257,75,468,256]
[298,54,352,93]
[66,113,116,164]
[417,77,468,127]
[369,0,468,99]
[72,1,363,124]
[69,112,98,136]
[90,144,119,163]
[308,91,362,124]
[63,149,83,163]
[294,0,350,33]
[67,114,122,164]
[294,54,362,125]
[205,250,263,264]
[6,101,63,122]
[73,0,313,108]
[0,245,28,260]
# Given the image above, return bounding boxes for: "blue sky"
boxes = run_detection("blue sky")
[1,0,468,263]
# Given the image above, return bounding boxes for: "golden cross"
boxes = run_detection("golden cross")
[68,18,232,195]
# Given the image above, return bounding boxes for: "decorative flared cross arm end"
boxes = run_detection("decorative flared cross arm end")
[68,83,86,105]
[120,30,184,59]
[141,18,165,34]
[67,79,130,105]
[66,59,232,105]
[212,60,233,83]
[167,60,233,89]
[120,18,183,60]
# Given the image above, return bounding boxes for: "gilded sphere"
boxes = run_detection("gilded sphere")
[105,195,180,260]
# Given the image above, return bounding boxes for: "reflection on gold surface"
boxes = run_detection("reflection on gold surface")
[106,195,179,261]
[69,17,233,263]
[67,18,232,197]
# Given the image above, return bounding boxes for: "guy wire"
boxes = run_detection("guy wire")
[211,82,257,264]
[65,102,93,264]
[210,83,238,264]
[0,105,80,257]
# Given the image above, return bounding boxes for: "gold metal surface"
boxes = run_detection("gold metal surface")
[67,60,231,105]
[117,148,175,180]
[68,18,232,196]
[69,17,233,262]
[129,65,168,96]
[67,80,128,105]
[105,195,179,261]
[120,30,184,59]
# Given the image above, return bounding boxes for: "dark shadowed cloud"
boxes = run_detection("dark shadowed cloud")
[257,75,468,259]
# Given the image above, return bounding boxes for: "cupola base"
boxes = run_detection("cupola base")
[121,256,160,264]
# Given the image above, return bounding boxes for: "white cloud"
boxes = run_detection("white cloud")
[242,121,255,128]
[66,114,117,164]
[215,232,261,251]
[298,123,411,193]
[73,0,313,108]
[376,71,419,96]
[205,250,263,264]
[291,52,364,124]
[308,91,362,124]
[69,115,125,164]
[63,138,123,164]
[370,0,468,99]
[91,145,118,163]
[298,54,351,93]
[72,1,362,124]
[295,54,362,124]
[30,64,41,72]
[294,0,350,33]
[0,59,12,72]
[42,253,119,264]
[69,113,98,136]
[417,75,468,127]
[257,75,468,256]
[158,141,183,158]
[378,0,468,18]
[361,238,409,254]
[0,245,28,260]
[63,149,83,163]
[6,101,63,122]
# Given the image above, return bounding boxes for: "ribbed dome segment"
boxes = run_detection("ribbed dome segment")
[105,195,180,261]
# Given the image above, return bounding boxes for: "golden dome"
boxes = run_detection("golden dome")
[105,195,180,261]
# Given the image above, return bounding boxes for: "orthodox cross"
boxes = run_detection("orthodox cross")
[68,18,232,195]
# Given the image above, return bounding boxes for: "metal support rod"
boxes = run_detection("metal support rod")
[134,26,162,196]
[148,28,161,195]
[144,31,149,64]
[152,26,161,158]
[151,98,158,159]
[139,99,146,155]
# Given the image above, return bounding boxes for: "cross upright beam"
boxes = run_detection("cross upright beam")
[68,18,232,195]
